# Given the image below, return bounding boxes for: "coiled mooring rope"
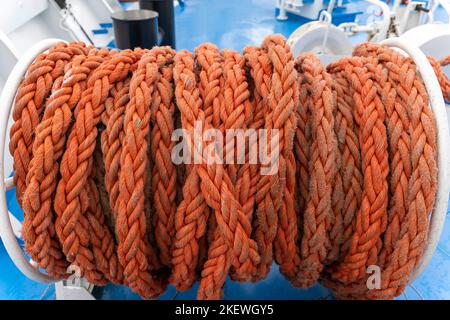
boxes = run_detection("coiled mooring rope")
[9,35,450,300]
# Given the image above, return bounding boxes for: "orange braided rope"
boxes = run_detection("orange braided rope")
[263,36,300,281]
[196,44,228,299]
[10,35,445,300]
[325,69,362,260]
[328,56,389,284]
[22,48,108,278]
[429,55,450,102]
[101,77,132,229]
[293,53,337,287]
[356,44,413,270]
[220,49,254,280]
[170,49,210,291]
[150,47,177,269]
[117,48,168,297]
[198,48,254,299]
[343,43,438,299]
[243,46,275,280]
[195,44,222,277]
[10,42,87,204]
[54,50,138,285]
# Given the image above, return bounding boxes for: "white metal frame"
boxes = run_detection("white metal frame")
[337,0,449,42]
[364,0,390,41]
[337,0,390,41]
[396,1,427,35]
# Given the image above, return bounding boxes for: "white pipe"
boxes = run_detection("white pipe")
[319,10,332,54]
[393,0,402,12]
[326,0,336,14]
[366,0,391,41]
[9,211,21,239]
[4,177,14,191]
[277,0,289,20]
[339,22,377,34]
[0,38,66,284]
[101,0,123,13]
[381,37,450,280]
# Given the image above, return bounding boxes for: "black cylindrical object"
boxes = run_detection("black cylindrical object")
[139,0,176,48]
[111,9,159,50]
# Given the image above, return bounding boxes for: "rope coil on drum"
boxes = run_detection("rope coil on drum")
[2,35,450,300]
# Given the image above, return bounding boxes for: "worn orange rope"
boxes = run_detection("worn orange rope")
[196,44,228,300]
[344,43,438,299]
[12,36,443,300]
[150,47,177,269]
[429,56,450,102]
[54,50,138,285]
[101,77,132,230]
[116,48,168,297]
[170,49,210,291]
[325,69,362,260]
[243,46,275,281]
[10,42,87,204]
[221,49,254,281]
[328,56,390,284]
[21,50,107,278]
[293,53,337,287]
[264,36,300,282]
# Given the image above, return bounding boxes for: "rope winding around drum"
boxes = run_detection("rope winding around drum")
[10,35,450,300]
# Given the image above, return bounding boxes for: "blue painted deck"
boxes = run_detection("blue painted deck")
[1,0,449,300]
[175,0,369,52]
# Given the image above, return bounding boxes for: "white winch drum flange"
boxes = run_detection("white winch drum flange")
[400,24,450,62]
[287,21,353,63]
[0,37,448,290]
[398,23,450,143]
